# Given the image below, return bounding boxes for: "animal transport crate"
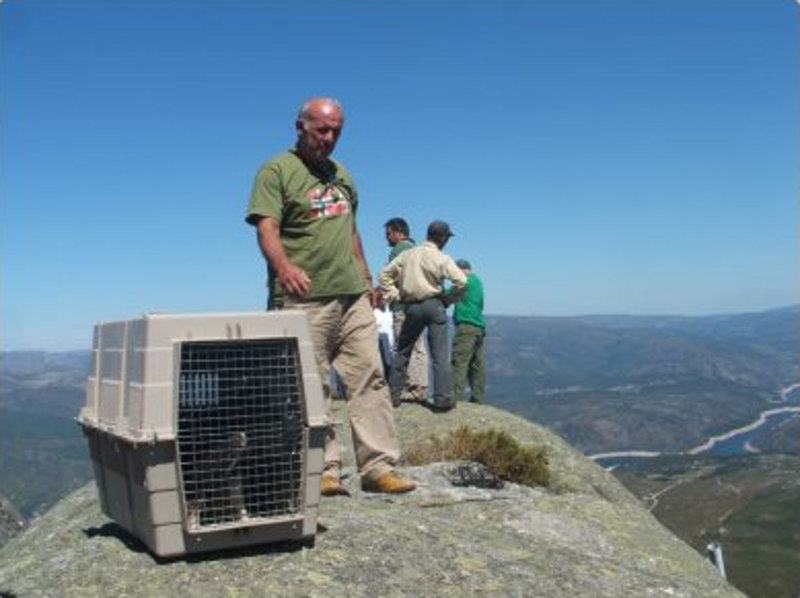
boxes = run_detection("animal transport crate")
[77,311,327,558]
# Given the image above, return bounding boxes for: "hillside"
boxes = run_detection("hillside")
[0,402,743,598]
[615,454,800,598]
[486,306,798,453]
[0,351,92,518]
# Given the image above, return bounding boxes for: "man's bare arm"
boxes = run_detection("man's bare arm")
[255,217,311,298]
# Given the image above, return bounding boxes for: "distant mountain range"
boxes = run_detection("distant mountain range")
[485,305,798,454]
[489,305,796,390]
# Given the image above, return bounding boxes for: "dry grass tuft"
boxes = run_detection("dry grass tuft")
[406,425,550,487]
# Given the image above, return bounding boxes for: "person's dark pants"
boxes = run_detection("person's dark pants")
[452,323,486,403]
[389,297,453,408]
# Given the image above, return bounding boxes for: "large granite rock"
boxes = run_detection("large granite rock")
[0,402,743,597]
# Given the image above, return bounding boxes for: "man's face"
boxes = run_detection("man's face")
[385,227,404,247]
[296,104,343,165]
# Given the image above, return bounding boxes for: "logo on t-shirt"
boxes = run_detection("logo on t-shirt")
[308,183,350,220]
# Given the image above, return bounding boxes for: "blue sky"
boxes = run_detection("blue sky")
[1,0,797,350]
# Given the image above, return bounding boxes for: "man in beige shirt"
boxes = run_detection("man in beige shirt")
[379,221,467,412]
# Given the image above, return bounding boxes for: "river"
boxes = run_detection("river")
[590,384,800,468]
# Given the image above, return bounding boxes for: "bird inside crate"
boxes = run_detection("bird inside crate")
[176,340,307,529]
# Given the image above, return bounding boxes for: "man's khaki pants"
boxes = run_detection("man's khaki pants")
[283,293,400,482]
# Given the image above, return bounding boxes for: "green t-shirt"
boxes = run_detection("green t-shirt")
[454,272,485,328]
[246,150,368,303]
[387,238,414,263]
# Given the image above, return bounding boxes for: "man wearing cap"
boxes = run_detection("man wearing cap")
[452,259,486,404]
[379,220,467,412]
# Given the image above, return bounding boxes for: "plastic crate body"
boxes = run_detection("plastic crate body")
[78,312,326,557]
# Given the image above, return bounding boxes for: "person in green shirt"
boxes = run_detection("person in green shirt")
[245,97,415,496]
[385,217,415,263]
[452,259,486,403]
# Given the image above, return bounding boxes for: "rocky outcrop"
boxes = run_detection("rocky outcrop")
[0,402,743,597]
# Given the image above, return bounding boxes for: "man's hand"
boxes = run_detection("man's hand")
[369,286,384,310]
[277,263,312,299]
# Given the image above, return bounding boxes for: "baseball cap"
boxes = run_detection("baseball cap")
[427,220,454,238]
[456,259,471,269]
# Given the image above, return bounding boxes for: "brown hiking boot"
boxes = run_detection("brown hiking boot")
[320,473,350,497]
[361,471,416,494]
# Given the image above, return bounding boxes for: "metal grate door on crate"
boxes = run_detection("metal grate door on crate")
[176,338,307,530]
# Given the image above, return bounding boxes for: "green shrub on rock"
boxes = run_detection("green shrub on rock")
[406,425,550,487]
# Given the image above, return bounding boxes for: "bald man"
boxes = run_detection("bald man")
[246,97,415,496]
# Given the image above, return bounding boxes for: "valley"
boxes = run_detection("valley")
[614,454,800,598]
[0,306,797,598]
